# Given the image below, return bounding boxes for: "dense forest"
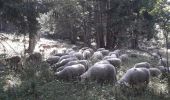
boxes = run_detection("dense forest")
[0,0,170,100]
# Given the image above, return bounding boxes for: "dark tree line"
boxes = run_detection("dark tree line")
[0,0,169,51]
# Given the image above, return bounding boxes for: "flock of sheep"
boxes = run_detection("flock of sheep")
[45,47,170,89]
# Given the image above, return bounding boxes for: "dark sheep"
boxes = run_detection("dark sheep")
[118,68,150,89]
[80,63,117,84]
[134,62,151,69]
[55,64,86,81]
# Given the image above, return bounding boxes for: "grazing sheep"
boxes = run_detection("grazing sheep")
[52,57,78,71]
[65,49,74,54]
[134,62,151,69]
[149,68,162,77]
[100,50,109,56]
[71,52,84,60]
[157,66,170,73]
[110,54,117,58]
[158,58,169,67]
[46,56,60,65]
[91,51,103,63]
[118,68,150,89]
[58,55,76,62]
[80,63,117,84]
[68,50,76,55]
[83,50,92,59]
[55,64,86,81]
[103,56,117,60]
[95,60,110,65]
[105,58,121,68]
[119,54,129,62]
[109,50,121,57]
[57,60,90,71]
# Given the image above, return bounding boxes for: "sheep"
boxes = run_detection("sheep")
[119,54,129,62]
[71,52,84,60]
[80,63,117,84]
[57,60,90,71]
[149,68,162,77]
[91,51,103,63]
[58,55,76,62]
[134,62,151,69]
[158,58,169,67]
[79,47,90,53]
[55,64,86,81]
[103,56,116,60]
[110,54,117,58]
[52,57,78,71]
[46,56,60,65]
[79,47,94,54]
[105,58,121,68]
[109,50,121,57]
[95,60,110,65]
[157,66,170,73]
[118,68,150,89]
[100,50,109,56]
[83,50,93,60]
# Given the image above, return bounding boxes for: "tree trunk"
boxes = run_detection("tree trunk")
[131,30,139,49]
[26,33,37,54]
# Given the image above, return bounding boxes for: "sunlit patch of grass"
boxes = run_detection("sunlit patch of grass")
[3,74,21,91]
